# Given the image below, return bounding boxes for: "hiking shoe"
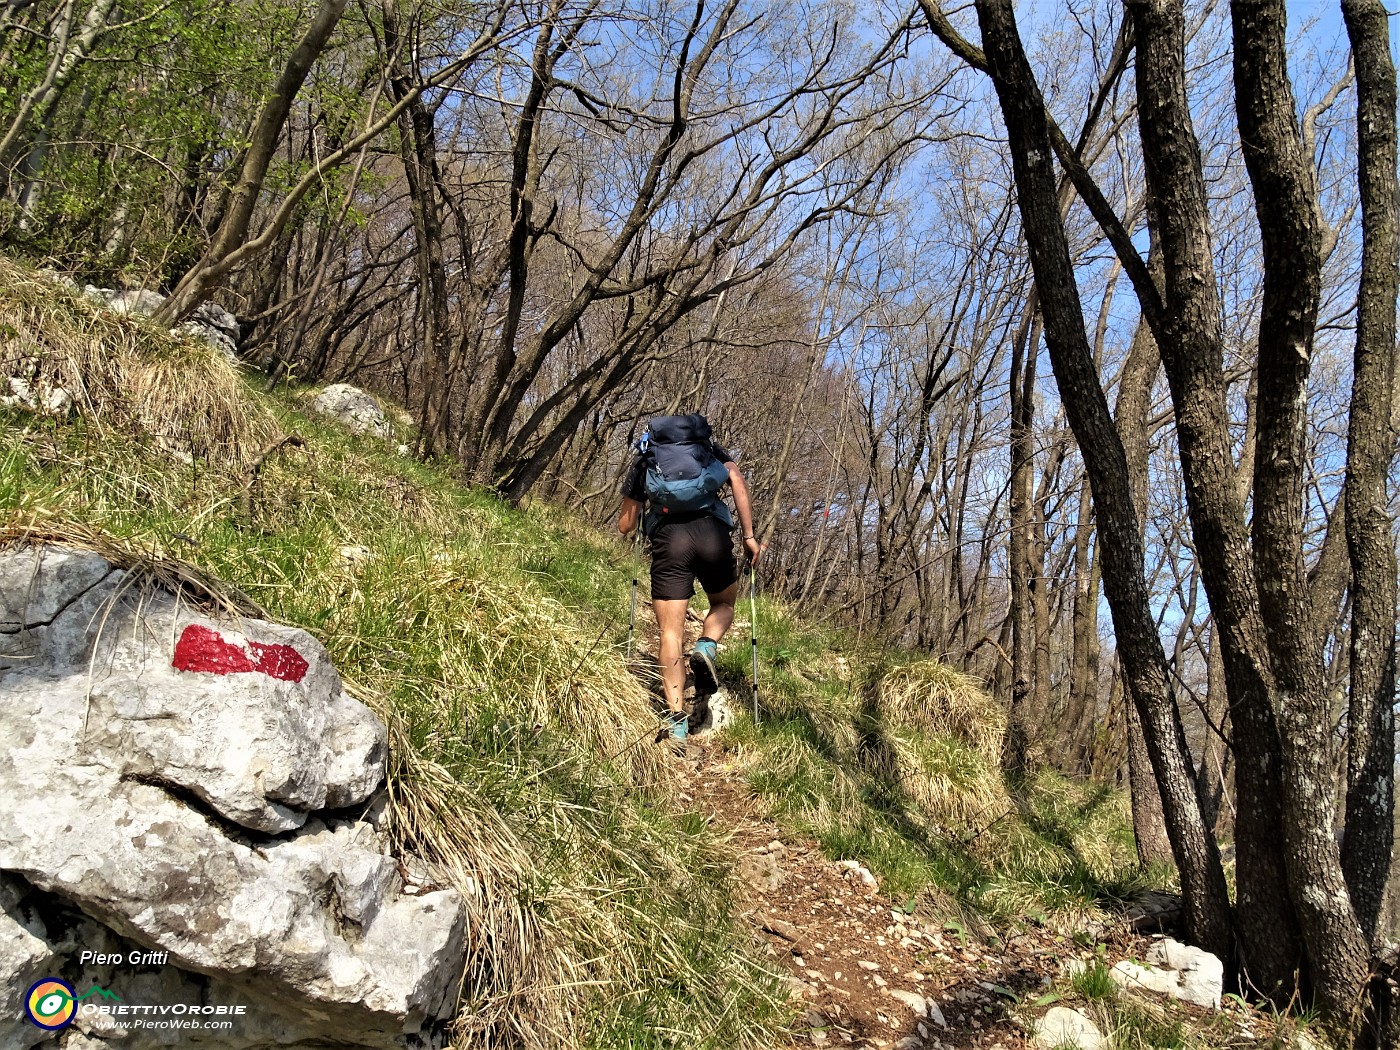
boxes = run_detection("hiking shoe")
[662,709,688,742]
[690,638,719,694]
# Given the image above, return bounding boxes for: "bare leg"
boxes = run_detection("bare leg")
[653,598,690,713]
[701,581,739,644]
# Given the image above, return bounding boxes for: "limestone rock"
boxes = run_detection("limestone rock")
[1032,1007,1104,1050]
[1,374,74,416]
[1110,959,1180,1000]
[1145,938,1223,1009]
[888,989,930,1016]
[192,301,240,340]
[738,848,783,893]
[836,859,879,891]
[176,319,239,363]
[0,546,114,633]
[312,384,393,438]
[0,875,54,1050]
[926,998,947,1028]
[106,289,167,318]
[0,543,465,1048]
[45,277,240,362]
[81,603,386,834]
[40,268,80,293]
[691,686,734,734]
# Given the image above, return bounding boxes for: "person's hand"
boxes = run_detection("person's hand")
[743,534,763,566]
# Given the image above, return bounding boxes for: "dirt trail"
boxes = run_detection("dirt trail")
[670,737,1092,1050]
[629,606,1146,1050]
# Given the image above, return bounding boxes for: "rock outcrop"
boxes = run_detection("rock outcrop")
[1032,1006,1104,1050]
[0,545,466,1049]
[1108,937,1224,1009]
[81,285,242,363]
[310,384,393,439]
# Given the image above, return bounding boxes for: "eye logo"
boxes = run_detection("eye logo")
[25,978,76,1030]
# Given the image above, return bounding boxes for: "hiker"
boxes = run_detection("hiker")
[617,414,762,742]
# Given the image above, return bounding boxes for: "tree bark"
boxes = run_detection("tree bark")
[1129,0,1301,995]
[1063,475,1101,772]
[1004,296,1036,779]
[1230,0,1370,1018]
[1113,249,1171,866]
[1340,0,1399,953]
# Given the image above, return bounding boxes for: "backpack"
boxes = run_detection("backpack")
[639,414,734,534]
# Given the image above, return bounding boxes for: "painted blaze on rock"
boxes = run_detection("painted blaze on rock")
[172,623,309,682]
[0,544,467,1050]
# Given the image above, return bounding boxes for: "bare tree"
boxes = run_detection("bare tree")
[924,0,1398,1036]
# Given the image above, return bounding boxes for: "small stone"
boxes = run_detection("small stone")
[339,544,374,565]
[786,976,815,998]
[888,989,928,1015]
[765,917,802,942]
[1145,937,1224,1008]
[858,960,881,971]
[1032,1007,1104,1050]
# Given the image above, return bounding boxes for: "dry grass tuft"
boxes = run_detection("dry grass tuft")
[0,519,264,618]
[888,731,1009,830]
[876,660,1005,759]
[0,257,274,463]
[376,714,569,1048]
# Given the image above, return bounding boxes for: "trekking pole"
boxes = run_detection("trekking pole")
[748,560,759,724]
[627,533,639,659]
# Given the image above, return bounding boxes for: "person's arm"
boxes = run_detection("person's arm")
[725,462,762,565]
[618,497,642,536]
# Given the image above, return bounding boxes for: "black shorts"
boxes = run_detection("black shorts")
[649,515,738,601]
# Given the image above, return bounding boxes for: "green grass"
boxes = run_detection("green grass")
[711,609,1148,920]
[1072,960,1118,1000]
[4,397,789,1049]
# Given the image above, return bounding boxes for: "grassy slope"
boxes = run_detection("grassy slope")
[1,258,1167,1048]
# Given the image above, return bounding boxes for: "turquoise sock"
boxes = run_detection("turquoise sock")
[664,710,688,740]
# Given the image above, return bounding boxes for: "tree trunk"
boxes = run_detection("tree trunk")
[1108,248,1173,858]
[1129,0,1301,995]
[971,0,1233,962]
[1126,699,1173,865]
[1229,0,1370,1018]
[1062,476,1100,773]
[1004,297,1037,779]
[154,0,350,323]
[1339,0,1399,951]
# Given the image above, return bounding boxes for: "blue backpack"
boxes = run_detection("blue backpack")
[639,414,734,534]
